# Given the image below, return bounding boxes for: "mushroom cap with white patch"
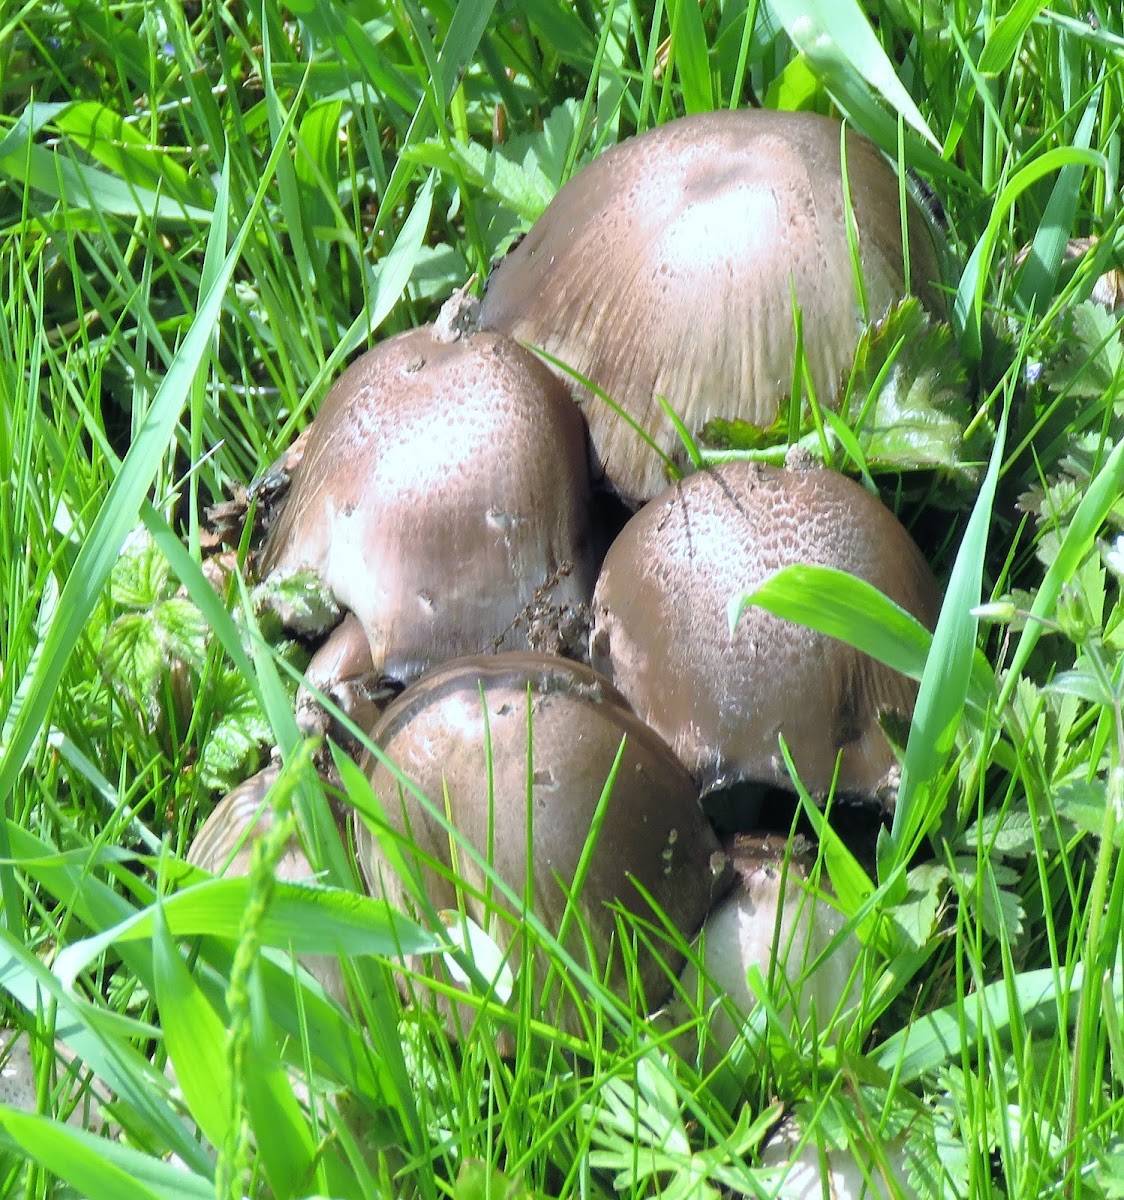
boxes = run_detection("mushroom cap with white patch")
[261,323,600,686]
[480,108,945,506]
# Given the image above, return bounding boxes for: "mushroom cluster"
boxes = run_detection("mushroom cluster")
[193,108,945,1078]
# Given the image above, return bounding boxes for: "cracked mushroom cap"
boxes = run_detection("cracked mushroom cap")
[590,462,941,798]
[261,323,599,684]
[354,651,733,1039]
[479,109,944,505]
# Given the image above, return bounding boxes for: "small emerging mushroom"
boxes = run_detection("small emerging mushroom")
[260,321,600,686]
[353,651,733,1044]
[663,835,860,1070]
[590,462,941,799]
[295,611,397,746]
[480,109,944,504]
[760,1117,920,1199]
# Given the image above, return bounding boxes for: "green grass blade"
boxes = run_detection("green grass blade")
[1014,90,1100,315]
[769,0,939,148]
[886,395,1012,873]
[53,877,438,990]
[0,1108,212,1200]
[955,146,1106,357]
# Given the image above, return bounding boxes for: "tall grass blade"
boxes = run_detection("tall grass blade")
[0,1109,212,1200]
[886,395,1011,875]
[769,0,939,147]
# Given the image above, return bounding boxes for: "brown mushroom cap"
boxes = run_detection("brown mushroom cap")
[479,109,944,505]
[187,766,346,1002]
[261,324,599,684]
[353,651,733,1038]
[295,611,392,745]
[589,462,941,798]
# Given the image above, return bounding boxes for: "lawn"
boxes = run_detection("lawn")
[1,1,1124,1197]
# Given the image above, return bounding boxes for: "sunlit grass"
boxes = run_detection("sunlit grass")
[1,0,1124,1197]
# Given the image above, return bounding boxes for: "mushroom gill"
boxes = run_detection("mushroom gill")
[479,109,945,505]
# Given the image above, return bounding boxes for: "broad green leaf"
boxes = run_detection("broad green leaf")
[730,564,997,712]
[51,101,201,205]
[668,0,714,114]
[54,877,439,990]
[0,135,211,223]
[151,906,232,1152]
[875,963,1121,1084]
[0,1108,211,1200]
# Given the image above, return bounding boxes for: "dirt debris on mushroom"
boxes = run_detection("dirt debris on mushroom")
[590,461,941,801]
[260,319,600,689]
[353,650,734,1048]
[480,108,945,505]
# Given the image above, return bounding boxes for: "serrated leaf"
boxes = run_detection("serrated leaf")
[1046,301,1124,400]
[406,138,553,225]
[502,99,584,192]
[1011,676,1048,765]
[251,570,340,638]
[952,859,1025,941]
[849,300,976,479]
[1056,779,1123,845]
[109,531,172,608]
[1044,667,1115,707]
[152,597,210,672]
[979,882,1025,943]
[200,698,271,793]
[965,807,1040,858]
[891,862,948,949]
[100,613,165,708]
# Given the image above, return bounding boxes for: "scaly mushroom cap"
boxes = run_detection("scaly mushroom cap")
[589,463,941,797]
[261,324,599,684]
[354,651,733,1037]
[479,109,944,505]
